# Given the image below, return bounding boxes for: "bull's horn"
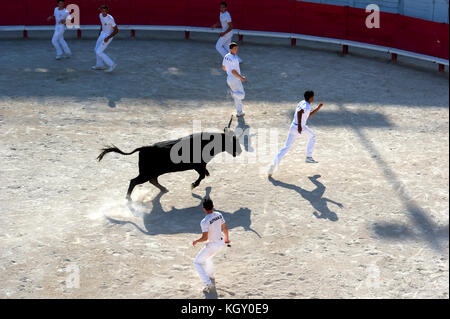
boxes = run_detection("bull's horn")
[227,115,234,128]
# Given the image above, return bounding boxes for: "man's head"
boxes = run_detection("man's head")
[100,5,109,16]
[304,90,314,103]
[203,198,214,214]
[220,2,228,13]
[57,0,65,8]
[229,42,238,55]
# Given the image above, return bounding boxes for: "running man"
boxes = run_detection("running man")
[268,90,324,177]
[211,2,242,62]
[47,0,72,60]
[222,42,247,117]
[193,198,230,293]
[92,5,119,72]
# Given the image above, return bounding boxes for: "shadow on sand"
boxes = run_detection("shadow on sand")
[106,187,260,237]
[269,175,343,222]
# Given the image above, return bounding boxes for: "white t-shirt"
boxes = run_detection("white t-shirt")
[293,100,312,127]
[54,7,71,26]
[222,53,240,79]
[200,211,225,243]
[100,14,117,36]
[220,11,232,33]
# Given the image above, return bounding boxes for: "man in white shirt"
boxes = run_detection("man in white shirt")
[268,91,324,177]
[47,0,72,60]
[92,5,119,72]
[222,42,247,117]
[193,198,230,293]
[211,2,242,62]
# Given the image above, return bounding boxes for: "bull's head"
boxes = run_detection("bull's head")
[223,115,242,157]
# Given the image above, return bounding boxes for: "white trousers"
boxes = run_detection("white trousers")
[272,124,316,167]
[216,31,234,57]
[52,25,71,57]
[227,76,245,114]
[194,241,224,286]
[95,32,114,67]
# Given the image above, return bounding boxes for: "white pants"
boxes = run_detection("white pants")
[227,76,245,114]
[272,124,316,167]
[52,25,71,57]
[95,32,114,67]
[216,32,234,57]
[194,240,224,286]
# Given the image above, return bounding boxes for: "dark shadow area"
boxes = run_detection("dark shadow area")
[287,109,394,128]
[269,175,343,222]
[106,186,260,237]
[373,222,449,242]
[334,103,449,253]
[0,34,447,108]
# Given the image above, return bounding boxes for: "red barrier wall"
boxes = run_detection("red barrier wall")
[0,0,448,59]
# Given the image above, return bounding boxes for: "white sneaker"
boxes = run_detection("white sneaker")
[91,66,106,70]
[306,157,318,163]
[236,111,245,117]
[202,283,214,293]
[105,64,117,73]
[56,55,63,60]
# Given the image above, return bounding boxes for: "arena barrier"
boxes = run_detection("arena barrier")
[0,0,448,71]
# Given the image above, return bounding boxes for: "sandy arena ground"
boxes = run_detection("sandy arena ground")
[0,30,448,299]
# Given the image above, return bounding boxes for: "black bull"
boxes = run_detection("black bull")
[97,120,242,200]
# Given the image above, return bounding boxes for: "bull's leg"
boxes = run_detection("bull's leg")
[192,168,206,189]
[149,177,168,193]
[126,175,148,201]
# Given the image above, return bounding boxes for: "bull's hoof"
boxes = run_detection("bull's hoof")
[191,183,198,189]
[161,188,169,193]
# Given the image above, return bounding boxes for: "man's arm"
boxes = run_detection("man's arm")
[297,110,304,134]
[308,103,323,118]
[193,232,208,246]
[232,69,247,82]
[220,22,233,36]
[104,25,119,42]
[222,224,230,243]
[222,65,227,72]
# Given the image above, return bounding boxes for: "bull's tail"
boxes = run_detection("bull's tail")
[97,145,141,162]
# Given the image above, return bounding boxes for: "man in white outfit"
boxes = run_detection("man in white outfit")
[47,0,72,60]
[268,91,324,177]
[211,2,242,62]
[222,42,247,117]
[193,198,230,293]
[92,5,119,72]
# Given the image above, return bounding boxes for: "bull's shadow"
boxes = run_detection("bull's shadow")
[269,175,343,222]
[106,187,260,237]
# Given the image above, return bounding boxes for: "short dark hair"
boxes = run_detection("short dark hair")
[57,0,65,3]
[220,2,228,7]
[229,42,238,50]
[203,198,214,211]
[304,90,314,101]
[100,5,109,10]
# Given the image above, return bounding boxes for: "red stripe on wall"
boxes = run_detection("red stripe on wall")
[0,0,448,59]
